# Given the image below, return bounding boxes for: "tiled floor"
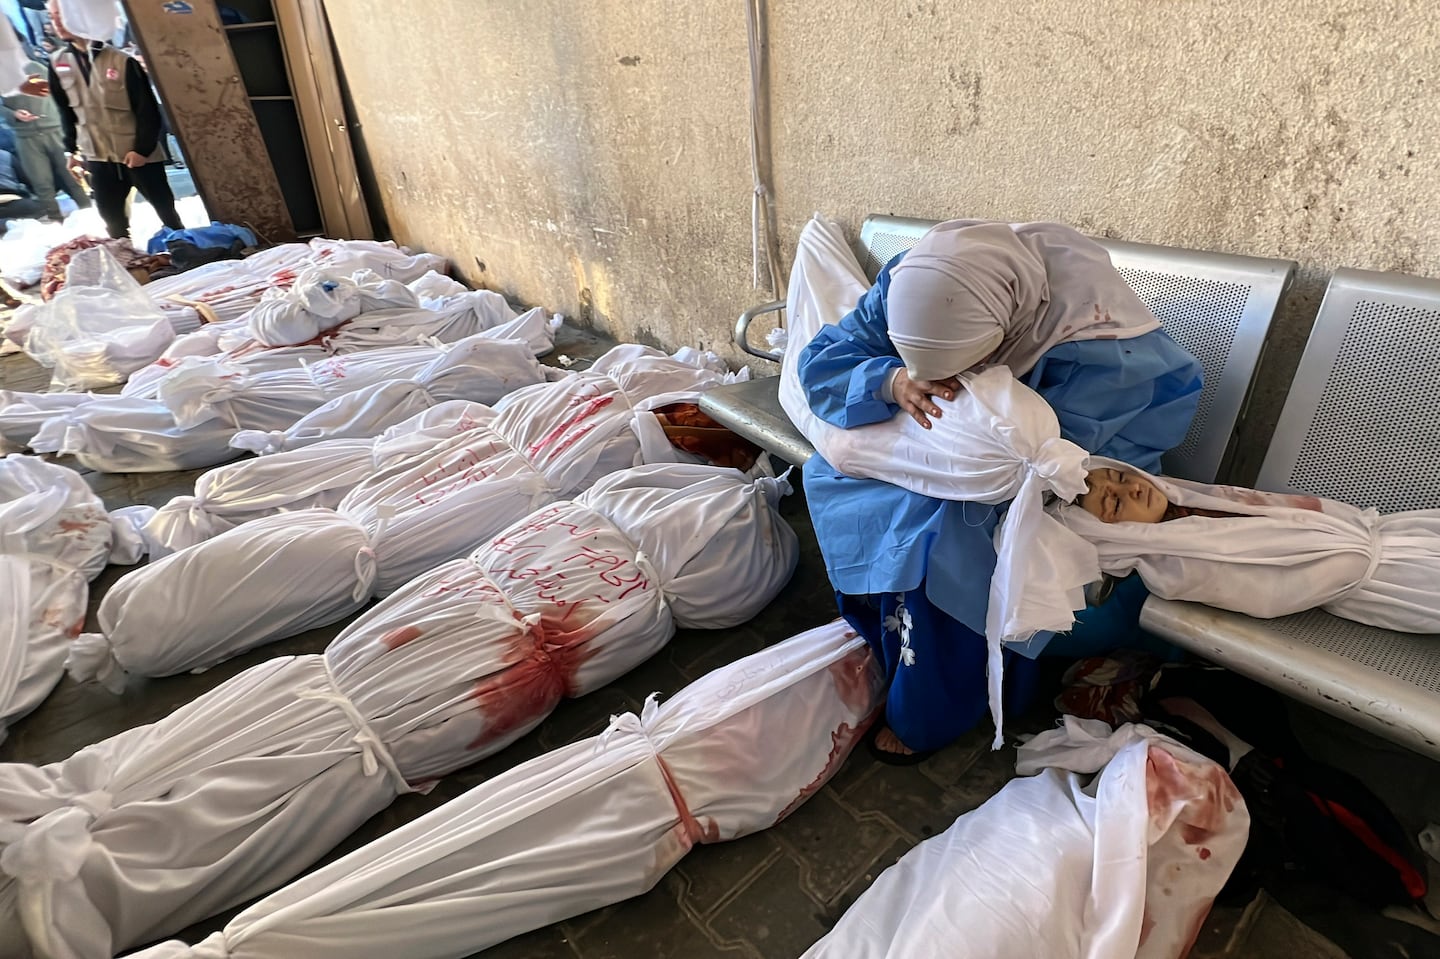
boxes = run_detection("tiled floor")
[2,330,1437,958]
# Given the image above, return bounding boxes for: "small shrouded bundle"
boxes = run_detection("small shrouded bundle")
[143,401,494,556]
[17,248,181,391]
[71,348,743,685]
[8,238,449,391]
[801,718,1249,959]
[0,456,148,744]
[0,391,93,456]
[22,326,550,473]
[244,268,420,347]
[0,465,797,959]
[138,268,534,377]
[1056,456,1440,634]
[125,620,881,959]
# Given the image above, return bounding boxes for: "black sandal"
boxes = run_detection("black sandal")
[864,723,937,766]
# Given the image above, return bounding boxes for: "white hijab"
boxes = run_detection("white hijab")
[886,220,1161,381]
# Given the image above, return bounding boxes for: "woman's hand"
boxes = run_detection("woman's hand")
[892,369,962,430]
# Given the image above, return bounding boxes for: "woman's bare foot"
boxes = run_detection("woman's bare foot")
[873,726,917,756]
[865,724,935,766]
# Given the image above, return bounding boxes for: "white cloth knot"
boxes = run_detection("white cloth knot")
[598,693,663,752]
[296,662,413,793]
[66,632,129,693]
[756,470,794,505]
[351,547,379,603]
[228,429,288,454]
[349,505,397,603]
[1030,436,1090,494]
[0,789,111,883]
[597,694,707,844]
[630,550,668,613]
[1335,507,1385,604]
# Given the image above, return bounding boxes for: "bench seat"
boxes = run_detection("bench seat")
[699,376,814,467]
[1141,600,1440,759]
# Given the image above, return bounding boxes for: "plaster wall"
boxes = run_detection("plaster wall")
[325,0,1439,479]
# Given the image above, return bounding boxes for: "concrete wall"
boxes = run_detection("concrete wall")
[325,0,1440,480]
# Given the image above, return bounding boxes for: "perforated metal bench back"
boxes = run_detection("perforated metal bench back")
[1257,268,1440,512]
[1148,267,1440,759]
[857,216,1296,483]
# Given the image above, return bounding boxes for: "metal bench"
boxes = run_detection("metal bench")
[702,215,1297,481]
[699,301,815,466]
[1141,267,1440,759]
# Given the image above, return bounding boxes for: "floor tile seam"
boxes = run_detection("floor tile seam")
[826,790,923,847]
[691,845,785,921]
[664,858,770,959]
[917,744,990,793]
[768,829,894,910]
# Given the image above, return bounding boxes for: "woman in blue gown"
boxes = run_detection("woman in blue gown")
[798,221,1202,760]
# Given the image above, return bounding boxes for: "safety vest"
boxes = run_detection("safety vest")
[52,44,162,164]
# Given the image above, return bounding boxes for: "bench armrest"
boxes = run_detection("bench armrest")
[735,299,786,361]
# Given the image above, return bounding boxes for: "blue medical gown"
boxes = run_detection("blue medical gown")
[799,258,1203,751]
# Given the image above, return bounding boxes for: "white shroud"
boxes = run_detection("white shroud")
[1057,457,1440,633]
[126,620,882,959]
[69,348,745,686]
[801,717,1249,959]
[0,456,148,745]
[141,401,495,556]
[0,465,796,959]
[22,325,549,473]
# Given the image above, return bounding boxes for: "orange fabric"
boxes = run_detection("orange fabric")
[653,403,762,472]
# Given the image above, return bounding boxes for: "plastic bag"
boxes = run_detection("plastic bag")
[21,248,176,390]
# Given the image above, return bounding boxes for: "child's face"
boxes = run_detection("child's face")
[1078,467,1169,524]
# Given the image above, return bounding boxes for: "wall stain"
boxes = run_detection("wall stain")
[578,286,596,328]
[630,324,666,350]
[944,66,982,136]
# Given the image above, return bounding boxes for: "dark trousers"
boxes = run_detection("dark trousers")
[86,159,184,239]
[0,195,48,234]
[15,131,91,218]
[838,589,1040,753]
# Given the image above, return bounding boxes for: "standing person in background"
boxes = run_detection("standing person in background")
[44,0,183,239]
[1,60,91,220]
[0,144,49,233]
